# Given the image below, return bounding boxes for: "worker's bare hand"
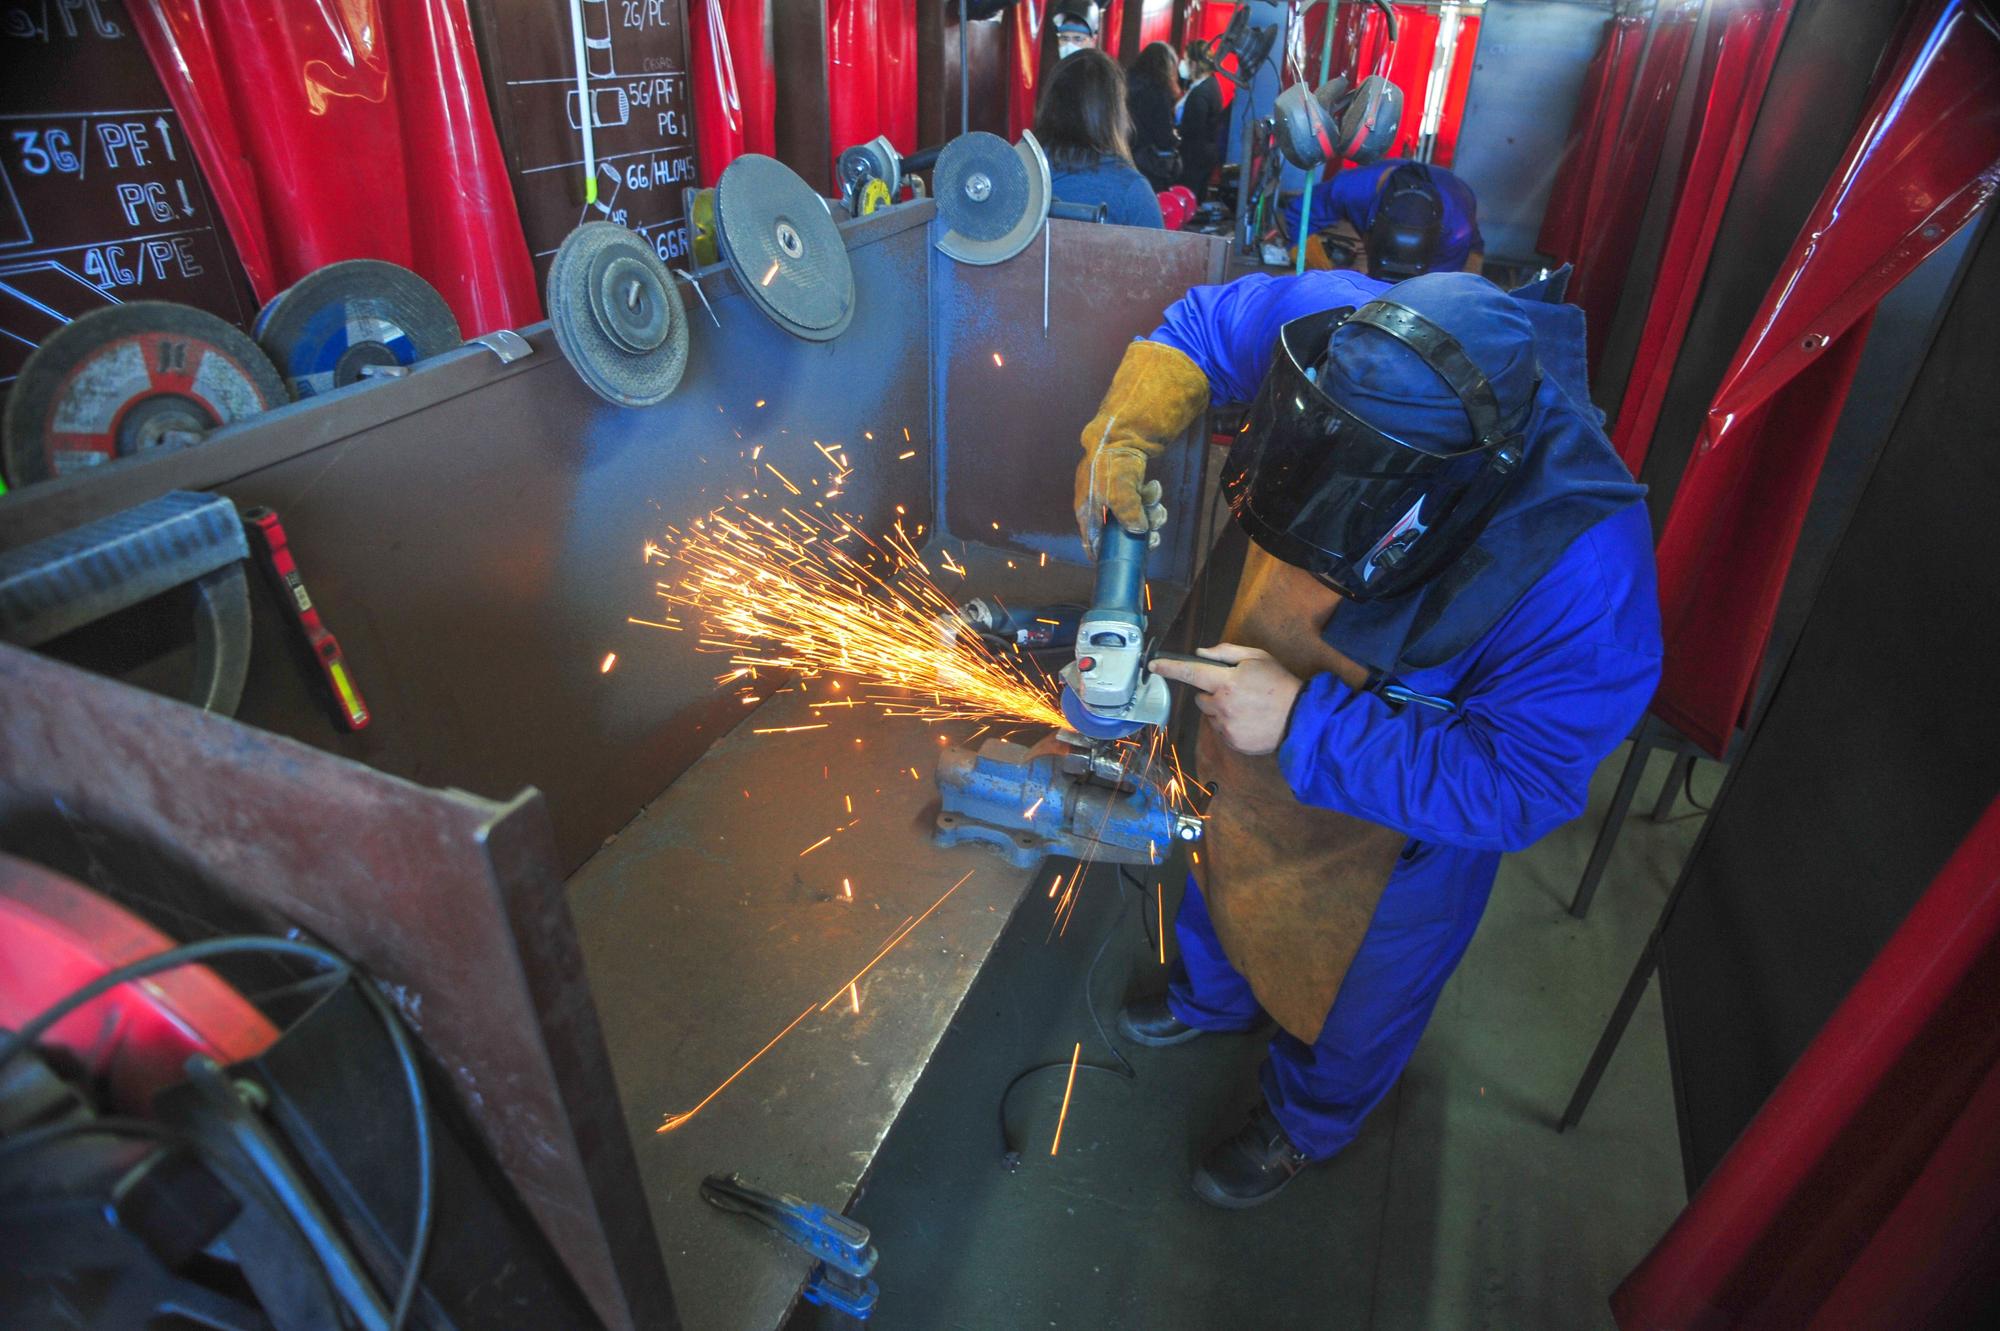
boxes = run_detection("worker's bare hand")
[1148,644,1302,756]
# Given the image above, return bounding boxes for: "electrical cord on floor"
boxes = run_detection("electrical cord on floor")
[995,870,1152,1169]
[0,935,435,1331]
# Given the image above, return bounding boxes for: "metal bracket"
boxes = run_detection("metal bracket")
[471,329,533,364]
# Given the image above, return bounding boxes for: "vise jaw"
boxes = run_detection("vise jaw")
[933,733,1202,869]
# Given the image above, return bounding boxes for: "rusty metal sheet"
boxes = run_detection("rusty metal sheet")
[0,207,938,874]
[567,543,1182,1331]
[0,640,672,1329]
[931,218,1228,586]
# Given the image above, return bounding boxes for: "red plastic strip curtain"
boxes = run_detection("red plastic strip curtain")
[1649,0,2000,759]
[1611,1,1793,473]
[828,0,917,181]
[1100,0,1125,59]
[1007,0,1044,140]
[1569,2,1704,376]
[1613,796,2000,1329]
[1537,14,1647,263]
[1425,10,1480,168]
[127,0,539,336]
[693,0,777,185]
[1136,0,1174,48]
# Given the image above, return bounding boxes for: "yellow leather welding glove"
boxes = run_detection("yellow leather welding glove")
[1073,339,1211,555]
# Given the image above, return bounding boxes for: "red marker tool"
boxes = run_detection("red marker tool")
[241,506,370,730]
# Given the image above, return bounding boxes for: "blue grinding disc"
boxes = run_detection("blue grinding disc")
[1061,684,1143,740]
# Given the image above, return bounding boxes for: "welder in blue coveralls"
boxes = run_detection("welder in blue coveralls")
[1290,158,1485,278]
[1070,268,1661,1207]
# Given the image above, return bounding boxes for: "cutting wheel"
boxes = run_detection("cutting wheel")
[1,302,287,488]
[714,154,855,342]
[934,131,1051,267]
[254,259,461,399]
[546,221,690,407]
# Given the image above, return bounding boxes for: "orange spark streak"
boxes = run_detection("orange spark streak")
[848,983,861,1013]
[764,462,802,495]
[628,617,679,629]
[1157,883,1166,965]
[844,794,853,813]
[818,869,974,1011]
[1051,1042,1081,1156]
[842,877,853,899]
[656,1003,815,1133]
[753,723,829,734]
[599,652,617,673]
[1023,795,1045,820]
[798,834,833,856]
[992,352,1004,367]
[760,260,780,286]
[897,450,917,460]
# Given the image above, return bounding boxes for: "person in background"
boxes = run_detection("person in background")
[1052,5,1098,59]
[1035,49,1165,229]
[1294,159,1484,278]
[1176,39,1227,199]
[1127,41,1184,192]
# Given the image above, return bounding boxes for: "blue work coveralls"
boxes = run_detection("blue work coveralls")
[1289,160,1484,273]
[1148,270,1660,1159]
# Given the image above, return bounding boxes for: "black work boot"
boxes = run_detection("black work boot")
[1192,1102,1315,1209]
[1117,995,1206,1048]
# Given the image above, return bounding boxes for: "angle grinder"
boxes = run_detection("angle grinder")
[1059,520,1225,740]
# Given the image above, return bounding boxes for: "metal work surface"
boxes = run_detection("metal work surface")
[931,218,1227,586]
[0,206,937,874]
[569,544,1179,1331]
[0,641,673,1329]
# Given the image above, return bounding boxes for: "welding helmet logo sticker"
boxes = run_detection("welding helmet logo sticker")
[1360,496,1429,584]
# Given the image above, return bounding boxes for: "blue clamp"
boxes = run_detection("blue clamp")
[701,1172,880,1319]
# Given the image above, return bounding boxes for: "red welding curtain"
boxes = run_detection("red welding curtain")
[693,0,777,185]
[1007,1,1044,140]
[1100,0,1124,59]
[128,0,539,337]
[1649,0,2000,758]
[829,0,917,182]
[1614,797,2000,1328]
[1610,1,1793,473]
[1136,0,1173,49]
[1538,14,1647,263]
[1187,2,1238,106]
[1569,2,1703,375]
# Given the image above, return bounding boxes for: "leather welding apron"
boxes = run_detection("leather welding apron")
[1191,542,1407,1044]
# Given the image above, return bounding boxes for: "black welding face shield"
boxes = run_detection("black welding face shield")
[1223,301,1535,602]
[1367,165,1445,280]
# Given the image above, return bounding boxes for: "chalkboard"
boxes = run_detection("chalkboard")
[466,0,699,293]
[0,0,254,426]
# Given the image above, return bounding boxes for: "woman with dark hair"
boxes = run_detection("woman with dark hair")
[1034,48,1164,229]
[1127,41,1183,192]
[1176,38,1227,198]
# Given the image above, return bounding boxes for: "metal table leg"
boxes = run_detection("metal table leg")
[1651,752,1696,822]
[1569,726,1658,919]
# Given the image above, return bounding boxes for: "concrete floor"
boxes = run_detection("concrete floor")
[794,745,1709,1330]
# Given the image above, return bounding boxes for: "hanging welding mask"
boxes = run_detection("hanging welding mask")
[1223,299,1536,602]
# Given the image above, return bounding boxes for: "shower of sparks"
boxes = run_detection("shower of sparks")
[1051,1042,1081,1156]
[651,506,1066,731]
[600,652,618,673]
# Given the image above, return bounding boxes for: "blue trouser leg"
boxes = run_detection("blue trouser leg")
[1171,851,1501,1160]
[1165,872,1264,1031]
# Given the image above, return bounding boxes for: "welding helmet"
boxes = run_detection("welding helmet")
[1223,275,1540,602]
[1367,164,1445,280]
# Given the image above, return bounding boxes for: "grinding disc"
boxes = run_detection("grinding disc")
[1,301,287,488]
[255,259,462,399]
[714,154,855,342]
[546,221,690,407]
[934,130,1051,267]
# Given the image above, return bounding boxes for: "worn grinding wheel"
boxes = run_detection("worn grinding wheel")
[714,154,855,342]
[1,302,287,488]
[546,222,690,407]
[254,259,461,399]
[933,131,1052,266]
